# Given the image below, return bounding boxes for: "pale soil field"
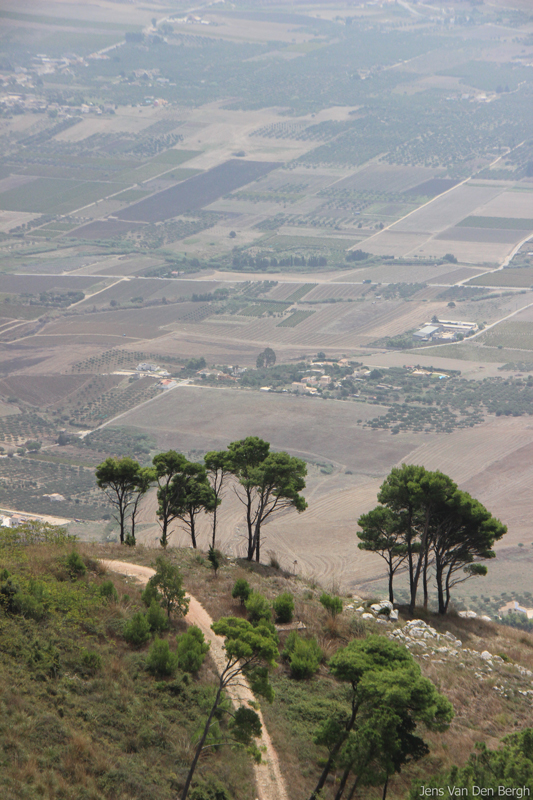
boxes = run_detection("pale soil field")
[468,266,533,287]
[174,13,322,45]
[14,0,164,26]
[436,228,528,244]
[334,263,487,284]
[417,342,533,365]
[175,105,332,171]
[71,255,165,277]
[0,211,40,233]
[122,391,533,589]
[360,350,508,378]
[391,184,506,234]
[350,229,511,263]
[472,189,533,218]
[119,385,418,474]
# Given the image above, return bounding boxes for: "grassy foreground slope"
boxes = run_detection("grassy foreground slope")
[1,534,533,800]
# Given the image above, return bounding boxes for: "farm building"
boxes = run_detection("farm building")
[498,600,533,620]
[136,363,159,372]
[43,493,66,502]
[413,325,441,340]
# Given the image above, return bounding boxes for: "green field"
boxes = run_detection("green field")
[457,216,533,230]
[114,190,152,203]
[467,268,533,288]
[414,343,533,363]
[285,284,317,303]
[277,310,316,327]
[477,321,533,350]
[0,178,128,214]
[116,153,201,184]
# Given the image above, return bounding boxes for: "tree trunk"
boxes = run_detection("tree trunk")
[181,682,223,800]
[382,775,389,800]
[211,502,217,549]
[246,489,254,561]
[160,516,168,548]
[435,554,446,614]
[410,508,430,614]
[119,504,125,544]
[333,765,352,800]
[422,546,429,610]
[308,700,360,800]
[387,555,394,604]
[346,774,361,800]
[189,514,197,549]
[444,568,452,614]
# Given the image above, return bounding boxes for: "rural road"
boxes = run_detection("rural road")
[101,559,289,800]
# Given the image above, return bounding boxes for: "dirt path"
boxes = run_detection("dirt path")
[100,560,288,800]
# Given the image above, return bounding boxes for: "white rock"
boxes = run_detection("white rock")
[370,603,382,613]
[458,610,477,619]
[480,650,492,660]
[389,609,399,621]
[379,601,394,611]
[493,655,504,664]
[480,615,492,622]
[356,606,365,612]
[361,613,374,620]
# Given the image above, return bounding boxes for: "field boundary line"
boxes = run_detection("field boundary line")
[348,146,522,256]
[101,559,289,800]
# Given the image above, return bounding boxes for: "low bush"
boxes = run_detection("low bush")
[245,592,272,624]
[273,592,294,624]
[123,611,151,647]
[319,592,343,618]
[146,599,169,633]
[80,649,102,676]
[232,578,251,606]
[176,625,210,674]
[146,637,179,677]
[282,631,322,679]
[100,579,118,603]
[66,551,86,578]
[190,777,232,800]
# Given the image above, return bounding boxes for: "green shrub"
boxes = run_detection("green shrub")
[66,551,86,578]
[231,578,251,606]
[80,649,102,675]
[14,591,45,621]
[207,546,221,577]
[123,612,151,647]
[273,592,294,624]
[141,579,159,607]
[100,580,118,603]
[190,777,232,800]
[282,631,322,679]
[146,637,178,677]
[320,592,343,617]
[176,625,210,674]
[245,592,272,624]
[146,599,169,633]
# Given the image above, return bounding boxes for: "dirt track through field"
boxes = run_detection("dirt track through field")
[100,559,288,800]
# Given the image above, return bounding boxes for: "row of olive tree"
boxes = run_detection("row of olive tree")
[95,436,307,561]
[357,464,507,614]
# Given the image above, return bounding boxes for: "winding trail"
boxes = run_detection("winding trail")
[100,559,288,800]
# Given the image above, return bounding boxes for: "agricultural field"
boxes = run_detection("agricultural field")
[1,0,533,608]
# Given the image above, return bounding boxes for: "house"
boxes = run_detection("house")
[498,600,533,620]
[413,325,441,341]
[137,362,159,372]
